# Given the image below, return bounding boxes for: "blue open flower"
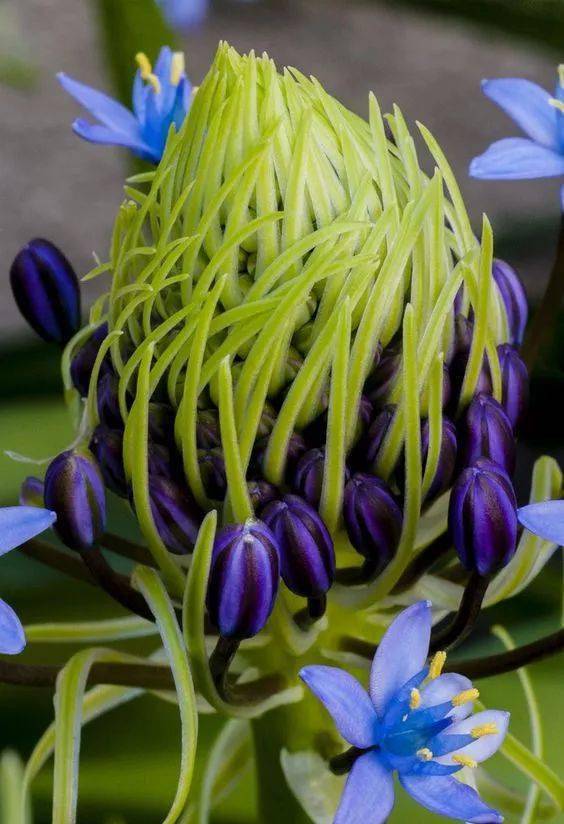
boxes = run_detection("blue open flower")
[0,506,56,654]
[518,500,564,544]
[470,66,564,180]
[58,47,192,164]
[300,601,509,823]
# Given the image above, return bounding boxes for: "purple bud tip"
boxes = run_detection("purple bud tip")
[44,449,106,551]
[148,475,203,554]
[10,239,81,345]
[293,448,351,510]
[343,473,403,573]
[247,480,279,512]
[449,315,492,404]
[90,426,128,498]
[198,449,227,500]
[459,393,516,476]
[70,323,109,397]
[19,476,45,508]
[367,346,400,407]
[493,259,528,347]
[448,460,518,576]
[206,520,280,639]
[365,405,396,469]
[421,416,457,502]
[96,372,123,430]
[261,494,335,598]
[497,343,529,430]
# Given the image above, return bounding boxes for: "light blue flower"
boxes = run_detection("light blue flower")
[0,506,56,655]
[470,66,564,181]
[156,0,208,30]
[58,47,192,164]
[518,499,564,544]
[300,601,509,823]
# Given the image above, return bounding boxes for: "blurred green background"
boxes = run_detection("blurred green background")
[1,0,563,821]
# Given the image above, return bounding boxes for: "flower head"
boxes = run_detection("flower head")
[300,601,509,823]
[470,67,564,181]
[58,47,192,164]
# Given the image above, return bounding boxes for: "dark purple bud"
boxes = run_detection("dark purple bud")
[472,457,517,507]
[89,426,128,498]
[247,480,279,512]
[19,476,44,507]
[206,520,280,639]
[97,372,123,430]
[293,448,351,510]
[148,402,175,445]
[421,417,457,502]
[365,405,396,468]
[448,460,518,576]
[343,473,403,573]
[252,432,308,481]
[257,402,277,439]
[459,393,516,475]
[355,395,375,442]
[198,449,227,500]
[44,449,106,551]
[261,494,335,598]
[10,238,81,344]
[70,323,109,397]
[367,346,400,407]
[493,259,528,347]
[497,343,529,430]
[147,476,202,554]
[196,410,221,450]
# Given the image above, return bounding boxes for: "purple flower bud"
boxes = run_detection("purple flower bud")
[196,409,221,450]
[420,364,452,414]
[421,416,457,502]
[459,393,516,475]
[97,372,123,430]
[206,521,280,639]
[19,476,44,507]
[148,476,202,554]
[44,449,106,551]
[448,460,518,576]
[148,442,181,481]
[247,480,279,512]
[70,323,109,397]
[497,343,529,430]
[10,239,81,344]
[365,405,396,468]
[148,402,175,445]
[343,473,403,573]
[355,395,375,442]
[293,448,351,510]
[449,315,492,403]
[198,449,227,500]
[252,432,308,482]
[367,346,400,407]
[261,494,335,597]
[89,426,128,498]
[257,402,277,439]
[493,258,528,347]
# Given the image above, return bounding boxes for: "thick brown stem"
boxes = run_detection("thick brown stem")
[81,547,154,622]
[20,539,95,586]
[100,532,156,567]
[429,571,490,653]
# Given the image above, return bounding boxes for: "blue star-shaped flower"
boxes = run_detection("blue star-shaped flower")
[58,47,192,165]
[300,601,509,823]
[0,506,56,654]
[470,66,564,180]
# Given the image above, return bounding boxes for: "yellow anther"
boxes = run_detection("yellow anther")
[453,754,477,769]
[409,688,421,710]
[135,52,161,94]
[171,52,185,86]
[416,748,433,762]
[549,97,564,114]
[559,65,564,88]
[471,723,498,739]
[429,651,447,680]
[452,688,479,707]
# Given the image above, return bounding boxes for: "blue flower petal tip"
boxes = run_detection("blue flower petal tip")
[517,499,564,545]
[0,506,56,557]
[0,599,26,655]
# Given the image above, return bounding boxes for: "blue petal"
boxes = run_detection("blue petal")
[335,751,394,824]
[132,71,148,123]
[482,78,558,149]
[0,599,26,655]
[154,47,173,84]
[57,73,139,135]
[158,0,208,30]
[370,601,432,718]
[399,773,503,822]
[299,666,379,748]
[434,710,510,766]
[0,507,56,556]
[420,673,474,721]
[72,119,158,164]
[470,137,564,180]
[517,500,564,544]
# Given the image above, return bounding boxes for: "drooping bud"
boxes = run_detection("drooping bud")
[19,477,44,507]
[458,394,516,475]
[10,238,81,344]
[97,372,124,430]
[197,449,227,500]
[367,346,400,407]
[493,259,528,347]
[247,480,279,512]
[89,426,128,498]
[448,460,518,576]
[206,520,280,639]
[421,416,457,502]
[343,473,403,574]
[293,448,350,510]
[147,476,203,554]
[365,405,396,469]
[44,449,106,551]
[196,409,221,450]
[70,323,109,397]
[497,343,529,430]
[261,494,335,597]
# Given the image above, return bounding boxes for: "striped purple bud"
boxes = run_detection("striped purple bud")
[206,520,280,639]
[261,495,335,598]
[493,259,528,347]
[44,449,106,551]
[10,238,81,345]
[459,393,516,475]
[196,410,221,450]
[198,449,227,500]
[89,426,128,498]
[448,459,518,575]
[97,372,123,430]
[19,477,44,507]
[148,476,203,554]
[247,480,279,512]
[293,448,351,510]
[421,416,457,502]
[497,343,529,430]
[70,323,109,397]
[365,405,396,468]
[343,473,403,573]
